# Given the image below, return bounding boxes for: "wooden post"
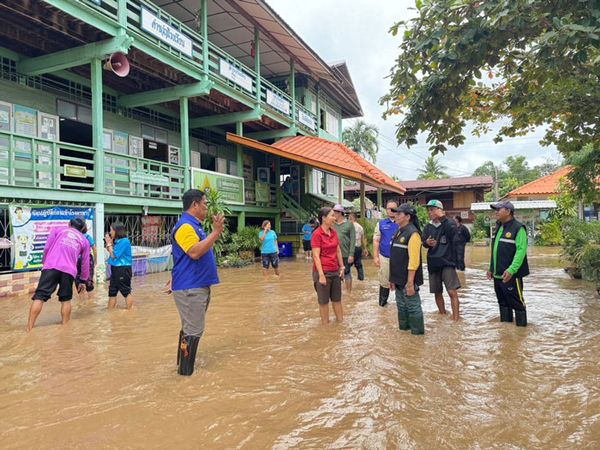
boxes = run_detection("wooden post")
[360,182,366,219]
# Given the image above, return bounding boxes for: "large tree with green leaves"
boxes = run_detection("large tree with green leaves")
[342,120,380,163]
[418,155,449,180]
[381,0,599,199]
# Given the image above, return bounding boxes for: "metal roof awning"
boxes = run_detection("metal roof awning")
[226,133,406,195]
[308,193,353,209]
[471,200,557,211]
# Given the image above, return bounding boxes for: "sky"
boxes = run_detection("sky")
[266,0,562,181]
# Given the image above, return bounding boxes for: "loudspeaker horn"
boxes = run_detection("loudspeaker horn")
[103,52,130,77]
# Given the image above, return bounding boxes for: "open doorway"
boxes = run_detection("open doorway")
[58,118,94,190]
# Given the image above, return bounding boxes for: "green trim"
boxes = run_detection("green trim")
[132,39,202,81]
[254,27,261,104]
[201,0,209,76]
[189,109,262,128]
[44,0,119,36]
[17,35,134,76]
[228,205,280,214]
[91,58,104,192]
[119,80,212,108]
[180,96,191,191]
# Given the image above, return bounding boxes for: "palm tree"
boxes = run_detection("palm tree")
[417,155,449,180]
[342,120,379,163]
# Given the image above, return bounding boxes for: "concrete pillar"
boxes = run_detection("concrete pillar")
[95,202,105,283]
[91,58,104,192]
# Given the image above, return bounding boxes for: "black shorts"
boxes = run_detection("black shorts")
[302,240,312,251]
[261,253,279,269]
[313,271,342,305]
[108,265,132,297]
[32,269,74,302]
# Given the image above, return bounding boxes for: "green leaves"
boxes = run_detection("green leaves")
[381,0,600,196]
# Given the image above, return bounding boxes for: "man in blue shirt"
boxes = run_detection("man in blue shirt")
[373,200,399,306]
[259,220,279,276]
[170,189,224,376]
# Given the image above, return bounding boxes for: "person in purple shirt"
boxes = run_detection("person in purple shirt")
[27,217,91,331]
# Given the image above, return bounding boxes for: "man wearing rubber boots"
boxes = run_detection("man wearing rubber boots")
[487,201,529,327]
[373,200,399,306]
[389,204,425,335]
[171,189,224,376]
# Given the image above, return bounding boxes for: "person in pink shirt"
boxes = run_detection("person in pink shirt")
[27,217,91,331]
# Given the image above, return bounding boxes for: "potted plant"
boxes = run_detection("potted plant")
[228,226,260,261]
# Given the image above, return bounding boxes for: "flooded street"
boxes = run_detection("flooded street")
[1,246,599,449]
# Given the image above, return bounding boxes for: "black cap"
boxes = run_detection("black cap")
[490,201,515,211]
[391,204,416,215]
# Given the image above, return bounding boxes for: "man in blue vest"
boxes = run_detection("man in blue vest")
[486,201,530,326]
[373,200,399,306]
[171,189,224,376]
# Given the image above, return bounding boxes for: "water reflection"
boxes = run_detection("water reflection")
[0,247,599,449]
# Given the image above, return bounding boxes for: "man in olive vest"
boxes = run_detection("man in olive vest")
[486,201,530,327]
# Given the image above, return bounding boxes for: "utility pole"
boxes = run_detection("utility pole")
[494,165,499,201]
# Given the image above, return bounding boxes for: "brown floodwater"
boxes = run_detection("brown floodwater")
[1,246,599,449]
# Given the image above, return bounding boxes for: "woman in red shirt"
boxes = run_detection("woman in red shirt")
[311,207,345,324]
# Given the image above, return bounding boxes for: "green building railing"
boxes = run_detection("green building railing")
[67,0,318,129]
[0,130,184,199]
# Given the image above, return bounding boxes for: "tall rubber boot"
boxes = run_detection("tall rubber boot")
[357,266,365,281]
[515,310,527,327]
[379,287,390,307]
[499,306,513,323]
[178,335,200,376]
[397,307,409,330]
[408,313,425,335]
[176,329,183,365]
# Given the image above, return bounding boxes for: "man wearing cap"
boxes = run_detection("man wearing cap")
[423,200,461,321]
[332,204,356,294]
[389,203,425,334]
[487,201,529,326]
[373,200,399,306]
[27,217,91,331]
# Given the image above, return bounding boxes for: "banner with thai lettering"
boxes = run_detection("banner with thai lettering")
[9,205,94,271]
[191,168,245,205]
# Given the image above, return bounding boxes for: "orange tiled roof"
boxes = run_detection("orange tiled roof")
[226,133,406,194]
[506,166,572,197]
[275,136,405,194]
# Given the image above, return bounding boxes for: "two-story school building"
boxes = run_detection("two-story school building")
[0,0,404,295]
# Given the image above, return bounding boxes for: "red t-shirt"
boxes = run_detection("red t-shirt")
[311,226,340,272]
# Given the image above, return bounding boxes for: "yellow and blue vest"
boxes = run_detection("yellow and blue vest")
[171,212,219,291]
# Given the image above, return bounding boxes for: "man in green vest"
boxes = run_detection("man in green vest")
[486,201,530,326]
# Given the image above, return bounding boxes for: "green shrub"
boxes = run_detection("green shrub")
[203,189,231,258]
[536,219,562,246]
[357,218,377,256]
[228,226,261,253]
[561,219,600,284]
[220,254,253,268]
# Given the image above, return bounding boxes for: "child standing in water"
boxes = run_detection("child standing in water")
[104,222,134,309]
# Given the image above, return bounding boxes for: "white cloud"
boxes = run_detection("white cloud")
[266,0,562,181]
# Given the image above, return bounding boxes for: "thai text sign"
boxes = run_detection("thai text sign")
[298,110,315,130]
[141,8,193,58]
[9,205,94,271]
[219,59,253,92]
[191,168,244,205]
[266,90,290,115]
